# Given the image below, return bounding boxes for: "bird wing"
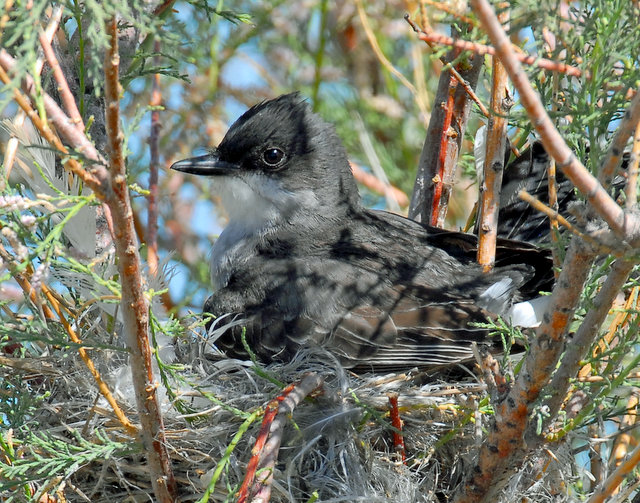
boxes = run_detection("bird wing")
[327,284,498,371]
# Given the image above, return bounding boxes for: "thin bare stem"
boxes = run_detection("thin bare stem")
[518,190,615,254]
[477,10,511,271]
[598,88,640,188]
[406,16,583,78]
[406,15,490,118]
[625,121,640,208]
[41,285,138,435]
[148,40,162,275]
[39,21,85,132]
[350,162,409,207]
[586,390,640,503]
[103,18,176,502]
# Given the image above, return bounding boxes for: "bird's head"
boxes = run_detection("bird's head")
[171,93,360,228]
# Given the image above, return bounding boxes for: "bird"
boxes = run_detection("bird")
[171,93,553,372]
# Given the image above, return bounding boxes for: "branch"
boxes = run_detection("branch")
[409,43,483,224]
[407,18,583,78]
[0,56,103,192]
[625,121,640,208]
[388,393,407,464]
[452,236,598,503]
[237,374,324,503]
[532,260,635,443]
[148,40,162,275]
[39,17,85,133]
[350,162,409,208]
[587,438,640,503]
[598,88,640,188]
[477,10,511,271]
[103,18,176,501]
[1,5,62,185]
[518,190,617,255]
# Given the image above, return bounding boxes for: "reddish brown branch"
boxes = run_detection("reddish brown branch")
[406,15,583,78]
[237,374,324,503]
[103,18,176,502]
[407,14,490,118]
[409,28,484,224]
[39,23,85,133]
[388,393,406,464]
[431,74,457,226]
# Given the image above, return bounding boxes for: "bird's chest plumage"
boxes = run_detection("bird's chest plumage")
[210,223,266,290]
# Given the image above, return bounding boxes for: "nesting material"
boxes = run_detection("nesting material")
[18,339,576,503]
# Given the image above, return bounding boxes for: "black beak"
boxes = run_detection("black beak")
[170,152,240,176]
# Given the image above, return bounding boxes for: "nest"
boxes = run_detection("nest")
[10,334,578,503]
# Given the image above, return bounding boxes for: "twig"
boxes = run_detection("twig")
[531,260,635,446]
[0,54,103,191]
[148,40,162,275]
[548,73,561,271]
[409,24,484,224]
[237,374,324,503]
[470,0,635,242]
[0,240,54,321]
[406,14,490,119]
[578,286,638,379]
[598,88,640,189]
[103,18,176,502]
[388,393,406,464]
[625,121,640,208]
[587,432,640,503]
[473,344,508,399]
[41,285,138,435]
[39,17,85,132]
[420,0,475,25]
[611,391,639,469]
[405,15,583,78]
[477,7,511,271]
[518,190,615,254]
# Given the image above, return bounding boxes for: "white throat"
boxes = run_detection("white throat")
[208,174,318,289]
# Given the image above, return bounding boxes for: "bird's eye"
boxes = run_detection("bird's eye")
[262,148,285,167]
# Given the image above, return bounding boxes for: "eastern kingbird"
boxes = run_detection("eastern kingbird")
[171,93,552,371]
